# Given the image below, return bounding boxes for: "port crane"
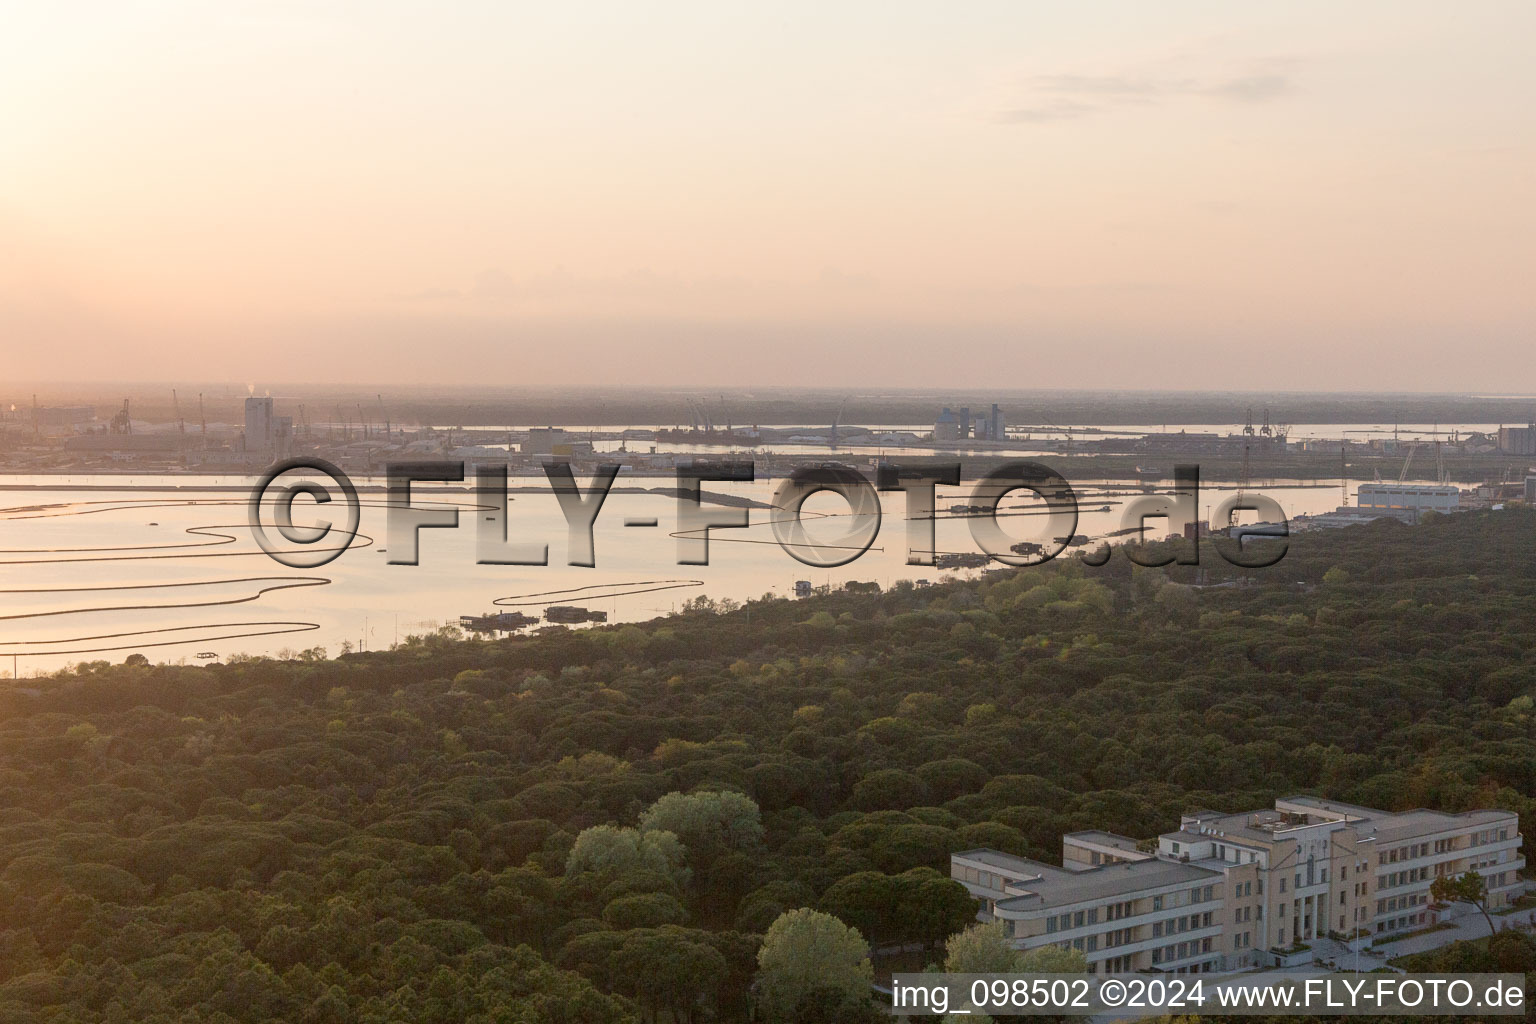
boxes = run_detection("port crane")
[110,399,132,434]
[1231,443,1252,528]
[172,389,185,433]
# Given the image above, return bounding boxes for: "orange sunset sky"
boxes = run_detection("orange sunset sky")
[3,2,1533,389]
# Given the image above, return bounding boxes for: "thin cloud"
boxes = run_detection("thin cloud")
[1208,74,1290,102]
[997,59,1297,123]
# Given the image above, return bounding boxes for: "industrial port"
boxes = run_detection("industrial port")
[3,390,1534,501]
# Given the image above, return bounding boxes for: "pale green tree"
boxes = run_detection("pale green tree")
[1019,943,1088,972]
[755,908,873,1021]
[565,824,689,888]
[943,920,1024,973]
[638,790,764,860]
[939,921,1086,1022]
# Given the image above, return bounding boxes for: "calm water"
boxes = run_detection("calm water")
[0,470,1403,674]
[442,422,1505,459]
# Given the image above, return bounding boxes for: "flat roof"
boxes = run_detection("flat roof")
[1064,830,1143,852]
[954,848,1220,909]
[1172,797,1518,846]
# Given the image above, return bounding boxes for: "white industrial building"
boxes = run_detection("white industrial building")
[1356,483,1460,516]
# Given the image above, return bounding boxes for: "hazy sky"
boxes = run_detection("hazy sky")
[3,2,1533,389]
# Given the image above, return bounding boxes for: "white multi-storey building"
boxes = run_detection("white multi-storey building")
[952,796,1523,975]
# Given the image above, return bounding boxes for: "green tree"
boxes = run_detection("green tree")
[638,790,765,863]
[755,908,873,1022]
[612,929,726,1024]
[817,871,894,945]
[565,825,690,888]
[944,920,1024,973]
[1430,871,1494,934]
[602,891,688,930]
[1019,944,1088,972]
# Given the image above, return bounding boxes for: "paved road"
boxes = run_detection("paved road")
[1378,908,1533,957]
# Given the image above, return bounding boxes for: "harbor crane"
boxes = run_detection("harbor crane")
[172,389,185,433]
[1231,442,1252,528]
[110,399,132,434]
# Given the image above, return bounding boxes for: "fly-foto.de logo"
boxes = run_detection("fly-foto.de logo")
[247,460,1287,570]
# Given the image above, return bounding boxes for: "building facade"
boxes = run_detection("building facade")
[952,797,1523,975]
[1357,483,1461,516]
[243,396,292,465]
[1497,426,1535,456]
